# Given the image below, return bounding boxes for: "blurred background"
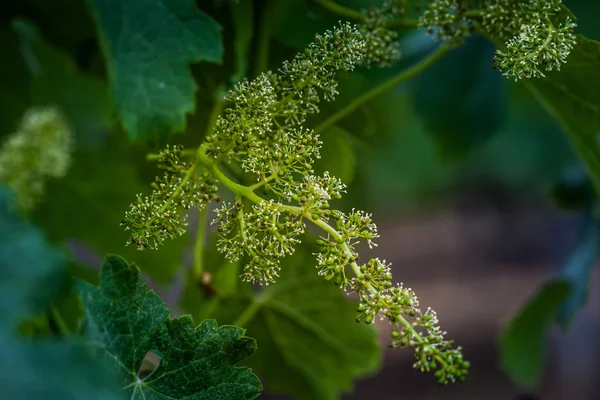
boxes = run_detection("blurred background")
[2,0,600,399]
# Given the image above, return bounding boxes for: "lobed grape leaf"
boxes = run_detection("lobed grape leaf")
[182,240,381,400]
[86,0,223,142]
[76,254,262,399]
[500,280,570,388]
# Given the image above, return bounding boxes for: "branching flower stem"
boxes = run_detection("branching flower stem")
[150,164,198,226]
[313,0,419,28]
[195,142,452,371]
[314,43,449,133]
[132,20,468,382]
[193,206,207,279]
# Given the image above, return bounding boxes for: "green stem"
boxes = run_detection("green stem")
[193,206,208,280]
[146,148,196,161]
[49,305,71,337]
[464,9,483,19]
[252,0,274,76]
[314,43,449,133]
[248,170,279,192]
[314,0,363,19]
[146,163,197,228]
[206,84,228,138]
[197,145,266,204]
[233,298,263,327]
[313,0,419,28]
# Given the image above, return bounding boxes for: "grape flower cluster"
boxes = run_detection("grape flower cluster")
[420,0,577,80]
[359,0,404,67]
[0,106,72,211]
[124,5,469,384]
[121,145,218,250]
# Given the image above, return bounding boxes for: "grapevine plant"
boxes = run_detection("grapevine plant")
[1,0,599,398]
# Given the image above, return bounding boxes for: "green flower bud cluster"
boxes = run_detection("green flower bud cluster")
[419,0,473,45]
[274,22,366,107]
[420,0,577,81]
[356,283,469,383]
[314,209,469,383]
[0,106,72,211]
[205,22,365,167]
[359,0,404,67]
[214,200,305,285]
[239,127,322,182]
[122,145,218,250]
[479,0,532,40]
[490,0,577,81]
[293,172,345,210]
[205,74,277,159]
[391,306,469,384]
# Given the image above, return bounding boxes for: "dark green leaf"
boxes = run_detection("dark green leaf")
[0,187,68,326]
[271,0,339,50]
[549,164,594,211]
[0,186,122,399]
[86,0,223,142]
[525,36,600,195]
[500,280,570,388]
[230,0,254,83]
[414,36,508,160]
[183,243,381,400]
[0,333,123,400]
[77,254,262,399]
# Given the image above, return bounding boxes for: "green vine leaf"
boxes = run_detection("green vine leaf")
[86,0,223,142]
[0,335,123,400]
[500,280,570,388]
[76,254,262,399]
[0,186,68,325]
[500,215,600,388]
[0,186,122,399]
[525,36,600,194]
[414,37,508,160]
[183,243,381,400]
